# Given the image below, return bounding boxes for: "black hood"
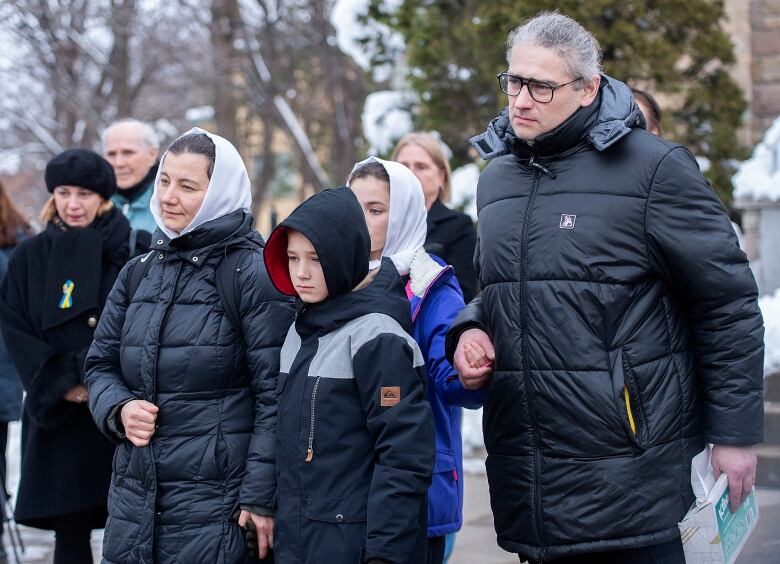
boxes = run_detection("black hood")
[265,187,411,335]
[265,187,370,299]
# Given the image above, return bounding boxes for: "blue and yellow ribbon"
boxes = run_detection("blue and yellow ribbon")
[59,280,75,309]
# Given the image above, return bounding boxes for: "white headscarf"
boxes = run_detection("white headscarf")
[349,156,427,275]
[150,127,252,239]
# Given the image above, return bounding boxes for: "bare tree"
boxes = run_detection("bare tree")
[234,0,368,205]
[211,0,241,144]
[0,0,214,165]
[0,0,371,219]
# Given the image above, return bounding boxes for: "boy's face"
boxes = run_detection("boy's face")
[287,230,329,303]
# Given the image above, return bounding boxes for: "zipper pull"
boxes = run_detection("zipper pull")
[529,160,556,178]
[305,448,314,462]
[528,152,557,178]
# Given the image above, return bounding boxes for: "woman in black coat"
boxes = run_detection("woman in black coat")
[85,129,294,563]
[392,133,478,302]
[0,149,148,564]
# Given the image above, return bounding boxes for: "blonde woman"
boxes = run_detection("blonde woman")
[392,133,477,301]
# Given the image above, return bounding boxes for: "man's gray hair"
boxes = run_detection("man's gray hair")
[101,118,159,150]
[506,12,602,86]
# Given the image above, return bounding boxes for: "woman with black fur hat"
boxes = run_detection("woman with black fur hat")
[0,148,150,563]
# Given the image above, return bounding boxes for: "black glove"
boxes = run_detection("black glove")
[245,515,259,554]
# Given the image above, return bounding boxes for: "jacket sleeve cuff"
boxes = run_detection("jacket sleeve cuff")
[106,399,133,440]
[240,505,273,517]
[445,320,487,364]
[445,294,487,364]
[25,352,85,429]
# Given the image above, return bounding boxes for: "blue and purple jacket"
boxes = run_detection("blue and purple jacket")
[406,250,485,538]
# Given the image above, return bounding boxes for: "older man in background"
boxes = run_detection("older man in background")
[102,119,159,233]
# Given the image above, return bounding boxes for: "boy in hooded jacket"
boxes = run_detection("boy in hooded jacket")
[263,187,435,564]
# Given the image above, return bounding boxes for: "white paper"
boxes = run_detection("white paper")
[691,445,716,505]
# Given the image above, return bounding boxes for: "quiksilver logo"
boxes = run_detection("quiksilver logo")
[380,386,401,407]
[560,214,576,229]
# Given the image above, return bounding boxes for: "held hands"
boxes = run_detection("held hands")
[453,328,495,390]
[711,444,758,512]
[120,400,159,447]
[63,384,89,403]
[238,510,274,559]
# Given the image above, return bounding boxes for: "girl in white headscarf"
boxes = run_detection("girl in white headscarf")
[348,157,485,564]
[85,128,295,563]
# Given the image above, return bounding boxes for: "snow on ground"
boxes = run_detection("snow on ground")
[7,421,20,500]
[760,288,780,376]
[462,407,486,473]
[733,114,780,201]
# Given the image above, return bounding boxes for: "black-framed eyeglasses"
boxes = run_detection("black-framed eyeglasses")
[497,71,581,103]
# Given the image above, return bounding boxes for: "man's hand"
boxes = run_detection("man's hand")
[120,400,159,447]
[238,509,273,559]
[63,384,88,403]
[711,444,757,512]
[453,328,495,390]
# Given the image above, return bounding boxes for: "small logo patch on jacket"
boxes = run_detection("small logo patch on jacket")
[559,214,576,229]
[381,386,401,407]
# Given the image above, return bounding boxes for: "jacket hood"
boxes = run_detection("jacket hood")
[349,156,427,276]
[469,74,641,160]
[265,187,371,298]
[150,127,252,239]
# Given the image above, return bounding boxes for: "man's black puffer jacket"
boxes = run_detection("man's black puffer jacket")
[446,75,764,561]
[85,210,295,563]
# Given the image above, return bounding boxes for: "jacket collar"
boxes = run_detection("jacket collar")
[113,162,158,204]
[427,199,452,226]
[150,209,253,267]
[469,74,641,161]
[407,250,454,322]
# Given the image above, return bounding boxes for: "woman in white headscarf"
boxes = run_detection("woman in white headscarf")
[85,129,295,563]
[348,157,485,564]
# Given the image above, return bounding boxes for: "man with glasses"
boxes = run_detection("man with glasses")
[446,11,763,564]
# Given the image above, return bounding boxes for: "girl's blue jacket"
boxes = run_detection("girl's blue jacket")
[406,251,485,538]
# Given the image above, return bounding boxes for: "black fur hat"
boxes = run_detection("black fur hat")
[45,148,117,199]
